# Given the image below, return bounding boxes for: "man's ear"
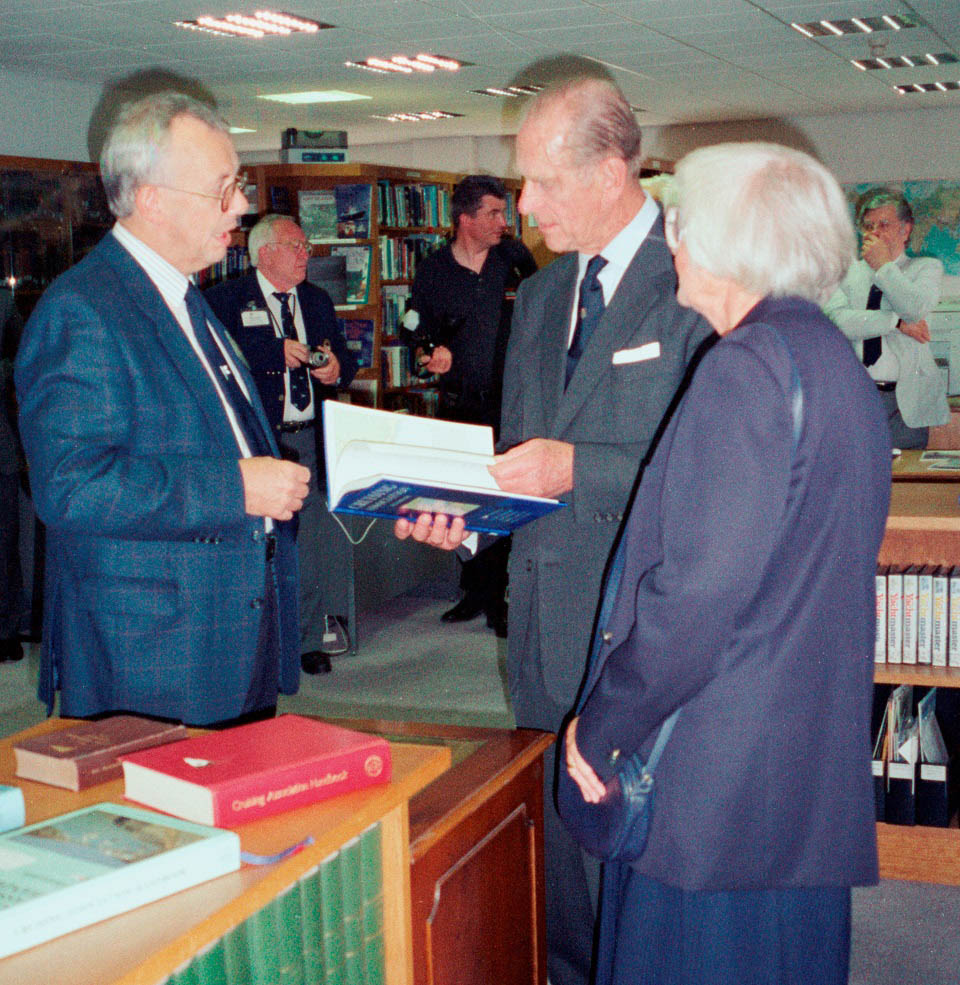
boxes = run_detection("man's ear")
[134,183,162,223]
[597,155,628,204]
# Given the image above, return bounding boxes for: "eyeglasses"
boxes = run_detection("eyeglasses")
[664,206,683,254]
[151,173,249,212]
[270,240,309,254]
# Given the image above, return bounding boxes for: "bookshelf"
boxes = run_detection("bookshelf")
[876,481,960,883]
[0,155,112,323]
[244,162,524,413]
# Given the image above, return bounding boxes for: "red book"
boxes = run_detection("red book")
[120,715,392,827]
[14,715,188,791]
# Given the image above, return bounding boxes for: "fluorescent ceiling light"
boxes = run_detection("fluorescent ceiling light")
[228,126,256,133]
[791,13,915,38]
[259,90,371,104]
[850,52,957,71]
[371,110,463,123]
[346,53,464,75]
[175,9,330,38]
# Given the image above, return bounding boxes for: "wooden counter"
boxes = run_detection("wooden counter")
[0,718,451,985]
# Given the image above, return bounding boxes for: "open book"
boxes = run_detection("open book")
[322,400,563,535]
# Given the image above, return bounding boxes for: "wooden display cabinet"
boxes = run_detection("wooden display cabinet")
[876,481,960,883]
[0,717,551,985]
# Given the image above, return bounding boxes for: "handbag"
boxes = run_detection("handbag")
[556,704,679,863]
[557,326,805,864]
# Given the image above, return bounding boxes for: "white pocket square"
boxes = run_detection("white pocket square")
[613,342,660,365]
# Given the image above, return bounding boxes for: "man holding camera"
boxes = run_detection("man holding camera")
[405,175,537,635]
[206,213,357,674]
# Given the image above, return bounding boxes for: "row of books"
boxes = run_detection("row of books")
[874,563,960,666]
[194,245,251,289]
[376,179,451,228]
[381,283,411,337]
[162,823,385,985]
[378,233,445,282]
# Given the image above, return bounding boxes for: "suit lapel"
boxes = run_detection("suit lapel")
[102,239,277,456]
[553,231,671,436]
[540,257,578,435]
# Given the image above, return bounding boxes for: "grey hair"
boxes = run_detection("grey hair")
[528,77,643,178]
[99,91,228,219]
[855,186,913,227]
[247,214,296,267]
[674,142,855,303]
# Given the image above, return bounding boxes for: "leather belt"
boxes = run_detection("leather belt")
[280,419,314,433]
[875,381,896,393]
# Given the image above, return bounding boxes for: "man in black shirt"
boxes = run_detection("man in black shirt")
[406,175,537,634]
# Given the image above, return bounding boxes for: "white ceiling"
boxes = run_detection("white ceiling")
[2,0,958,147]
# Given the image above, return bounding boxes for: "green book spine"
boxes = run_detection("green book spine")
[222,920,254,985]
[276,880,307,985]
[298,864,326,985]
[359,824,385,985]
[319,849,346,985]
[243,896,283,983]
[189,936,229,985]
[338,836,363,985]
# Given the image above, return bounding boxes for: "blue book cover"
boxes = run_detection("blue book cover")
[323,401,563,536]
[335,184,373,239]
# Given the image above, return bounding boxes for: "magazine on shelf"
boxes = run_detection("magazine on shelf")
[322,401,563,536]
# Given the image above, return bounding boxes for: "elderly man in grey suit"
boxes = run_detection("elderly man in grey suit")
[397,77,711,985]
[0,288,24,662]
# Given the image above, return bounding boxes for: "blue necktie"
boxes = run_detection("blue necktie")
[184,284,272,456]
[863,284,883,368]
[272,291,311,411]
[566,255,607,387]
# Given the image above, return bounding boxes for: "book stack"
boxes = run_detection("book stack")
[163,821,385,985]
[874,564,960,666]
[380,343,410,389]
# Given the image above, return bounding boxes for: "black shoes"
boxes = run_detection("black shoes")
[441,594,486,623]
[301,650,332,675]
[0,638,23,663]
[441,596,508,637]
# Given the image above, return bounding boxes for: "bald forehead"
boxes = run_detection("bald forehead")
[518,101,574,169]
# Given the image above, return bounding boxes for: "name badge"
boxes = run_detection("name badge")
[241,309,270,327]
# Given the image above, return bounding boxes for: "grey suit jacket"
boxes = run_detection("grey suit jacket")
[500,218,712,717]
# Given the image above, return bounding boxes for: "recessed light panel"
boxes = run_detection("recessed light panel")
[895,80,960,94]
[259,91,371,104]
[175,10,332,39]
[471,84,545,98]
[346,54,464,75]
[852,52,958,70]
[371,111,464,123]
[791,13,916,38]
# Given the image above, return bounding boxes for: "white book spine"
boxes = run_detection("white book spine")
[902,569,918,665]
[887,570,903,665]
[950,571,960,667]
[933,571,949,667]
[875,570,887,664]
[917,571,933,665]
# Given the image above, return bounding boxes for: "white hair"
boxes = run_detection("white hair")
[673,142,855,303]
[247,214,295,266]
[99,91,228,219]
